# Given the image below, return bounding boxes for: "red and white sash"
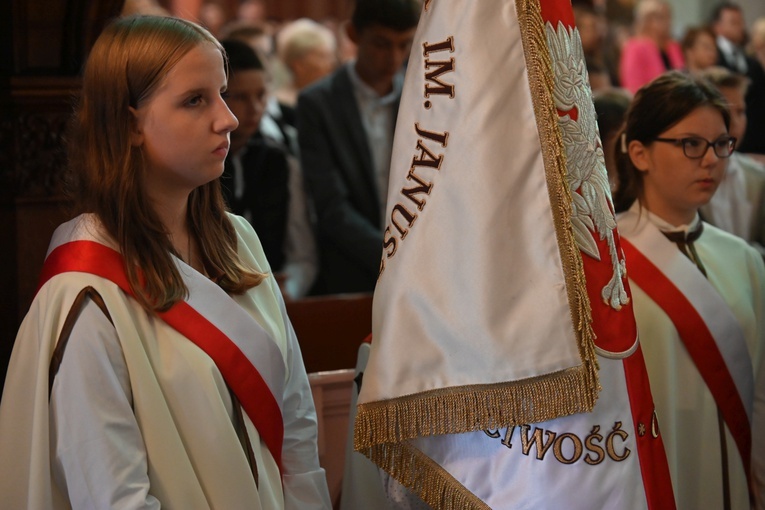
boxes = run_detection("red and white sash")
[619,211,753,486]
[38,215,286,471]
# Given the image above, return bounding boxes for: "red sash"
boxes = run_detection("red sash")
[622,238,752,489]
[38,240,285,472]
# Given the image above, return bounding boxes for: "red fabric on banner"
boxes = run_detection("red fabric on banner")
[580,238,639,353]
[622,343,677,509]
[539,0,575,30]
[542,0,674,504]
[38,240,285,472]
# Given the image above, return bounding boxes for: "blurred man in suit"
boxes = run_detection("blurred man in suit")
[711,2,749,73]
[711,2,765,156]
[297,0,420,294]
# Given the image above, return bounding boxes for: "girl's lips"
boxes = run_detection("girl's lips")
[213,143,229,157]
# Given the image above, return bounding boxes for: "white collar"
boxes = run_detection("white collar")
[629,200,701,234]
[716,35,739,55]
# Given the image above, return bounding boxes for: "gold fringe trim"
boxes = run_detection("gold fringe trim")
[355,368,596,508]
[355,365,594,449]
[514,0,600,401]
[362,441,490,510]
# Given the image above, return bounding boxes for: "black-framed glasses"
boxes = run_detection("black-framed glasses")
[653,136,737,159]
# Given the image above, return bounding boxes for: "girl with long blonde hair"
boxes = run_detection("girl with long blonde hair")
[0,15,331,509]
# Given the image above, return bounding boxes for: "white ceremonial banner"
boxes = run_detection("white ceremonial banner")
[358,0,598,426]
[353,0,676,508]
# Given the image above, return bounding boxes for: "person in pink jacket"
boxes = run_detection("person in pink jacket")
[620,0,685,93]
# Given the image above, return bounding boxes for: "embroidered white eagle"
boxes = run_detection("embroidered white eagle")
[546,21,629,311]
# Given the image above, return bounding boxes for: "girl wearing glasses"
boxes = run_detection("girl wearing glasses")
[614,71,765,509]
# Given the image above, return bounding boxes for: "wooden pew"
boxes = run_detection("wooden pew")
[286,292,373,373]
[286,292,372,507]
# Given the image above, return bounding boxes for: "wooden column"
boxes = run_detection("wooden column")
[0,0,123,393]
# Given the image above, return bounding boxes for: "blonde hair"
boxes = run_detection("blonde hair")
[751,17,765,51]
[276,18,336,69]
[68,15,265,312]
[633,0,669,29]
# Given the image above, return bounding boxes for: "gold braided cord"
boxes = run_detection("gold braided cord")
[514,0,600,400]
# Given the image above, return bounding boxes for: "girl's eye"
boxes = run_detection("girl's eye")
[186,95,203,107]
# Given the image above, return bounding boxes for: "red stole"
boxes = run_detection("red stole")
[38,239,286,472]
[622,237,753,493]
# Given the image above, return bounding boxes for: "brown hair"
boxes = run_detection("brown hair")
[613,71,730,213]
[681,25,716,53]
[696,65,751,93]
[67,15,265,312]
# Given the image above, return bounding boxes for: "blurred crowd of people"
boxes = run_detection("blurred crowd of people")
[581,0,765,257]
[1,2,762,508]
[120,0,765,298]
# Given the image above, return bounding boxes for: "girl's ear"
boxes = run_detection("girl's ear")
[628,140,650,173]
[128,106,144,147]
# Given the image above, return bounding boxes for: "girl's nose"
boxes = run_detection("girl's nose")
[216,98,239,134]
